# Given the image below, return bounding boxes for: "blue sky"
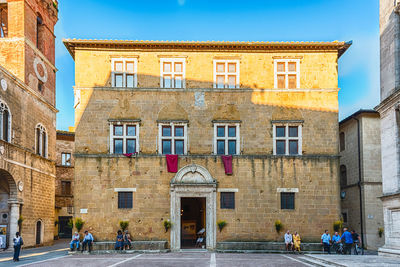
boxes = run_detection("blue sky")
[55,0,379,130]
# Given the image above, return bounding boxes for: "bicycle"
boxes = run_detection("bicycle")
[353,241,363,255]
[334,243,344,254]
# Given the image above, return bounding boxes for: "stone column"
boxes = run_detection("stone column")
[8,202,20,249]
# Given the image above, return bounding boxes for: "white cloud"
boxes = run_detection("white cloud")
[178,0,186,6]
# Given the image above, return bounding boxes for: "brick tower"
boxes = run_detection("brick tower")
[0,0,58,106]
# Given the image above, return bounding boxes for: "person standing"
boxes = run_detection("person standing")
[321,230,331,254]
[81,230,94,252]
[123,230,131,250]
[293,231,301,252]
[13,232,23,262]
[284,230,293,251]
[70,232,80,251]
[341,228,353,254]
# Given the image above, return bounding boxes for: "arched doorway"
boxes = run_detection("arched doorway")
[170,164,217,251]
[0,169,19,249]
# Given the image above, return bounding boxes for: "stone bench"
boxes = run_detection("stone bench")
[92,240,168,251]
[216,242,323,252]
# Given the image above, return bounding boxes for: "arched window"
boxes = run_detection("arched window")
[35,124,47,157]
[0,100,11,142]
[36,14,43,51]
[340,165,347,187]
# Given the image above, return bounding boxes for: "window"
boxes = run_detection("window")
[61,181,71,195]
[213,60,240,88]
[281,192,295,210]
[339,132,345,151]
[340,165,347,187]
[158,123,187,155]
[213,123,240,155]
[0,3,8,38]
[61,153,71,166]
[160,58,185,88]
[38,80,44,92]
[109,123,139,154]
[273,124,302,155]
[220,192,235,209]
[341,212,348,223]
[274,59,300,89]
[36,14,44,51]
[0,100,11,142]
[111,58,137,88]
[118,192,133,209]
[35,124,47,157]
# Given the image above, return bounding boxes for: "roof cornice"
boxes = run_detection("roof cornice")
[63,39,352,60]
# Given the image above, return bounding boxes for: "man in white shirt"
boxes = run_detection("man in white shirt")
[284,230,293,251]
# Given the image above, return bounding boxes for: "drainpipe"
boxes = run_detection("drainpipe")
[352,116,364,252]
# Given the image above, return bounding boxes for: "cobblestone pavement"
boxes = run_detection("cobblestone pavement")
[302,254,400,266]
[0,252,314,267]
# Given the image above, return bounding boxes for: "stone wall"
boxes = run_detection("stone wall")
[74,155,340,243]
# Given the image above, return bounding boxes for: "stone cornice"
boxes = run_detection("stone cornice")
[0,65,58,113]
[74,86,340,93]
[375,89,400,114]
[74,153,340,159]
[64,39,351,60]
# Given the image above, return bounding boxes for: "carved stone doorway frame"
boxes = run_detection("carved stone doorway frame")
[170,164,217,251]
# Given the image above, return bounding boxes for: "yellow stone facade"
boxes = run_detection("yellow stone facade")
[65,39,350,249]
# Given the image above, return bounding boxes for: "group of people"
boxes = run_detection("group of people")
[284,230,301,252]
[284,228,362,254]
[70,230,94,252]
[115,230,132,250]
[321,228,361,254]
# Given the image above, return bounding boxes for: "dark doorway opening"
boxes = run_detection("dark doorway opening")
[36,221,41,245]
[181,197,206,249]
[58,216,73,238]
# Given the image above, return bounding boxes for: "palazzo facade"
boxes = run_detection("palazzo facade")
[64,39,350,250]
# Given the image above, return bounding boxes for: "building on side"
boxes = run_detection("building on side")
[55,130,74,239]
[0,0,58,247]
[64,38,351,250]
[339,110,384,250]
[377,0,400,257]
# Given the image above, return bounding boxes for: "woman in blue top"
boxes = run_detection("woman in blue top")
[115,230,124,250]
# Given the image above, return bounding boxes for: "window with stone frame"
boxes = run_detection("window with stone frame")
[213,60,240,89]
[61,152,71,166]
[272,123,302,155]
[61,181,71,196]
[213,123,240,155]
[160,58,185,88]
[0,100,11,142]
[220,192,235,209]
[274,59,300,89]
[118,192,133,209]
[35,124,47,158]
[158,122,187,155]
[111,58,137,88]
[109,122,139,154]
[280,192,295,210]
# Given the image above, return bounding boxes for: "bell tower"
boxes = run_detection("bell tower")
[0,0,58,106]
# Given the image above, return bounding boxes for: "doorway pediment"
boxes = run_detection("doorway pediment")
[171,164,216,185]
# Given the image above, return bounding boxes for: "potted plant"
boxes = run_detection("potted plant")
[378,227,384,238]
[74,218,85,233]
[333,220,343,233]
[217,220,227,232]
[119,221,129,231]
[163,220,172,232]
[275,220,283,234]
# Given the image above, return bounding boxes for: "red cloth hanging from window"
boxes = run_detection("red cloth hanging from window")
[166,154,178,173]
[221,155,233,175]
[123,153,133,158]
